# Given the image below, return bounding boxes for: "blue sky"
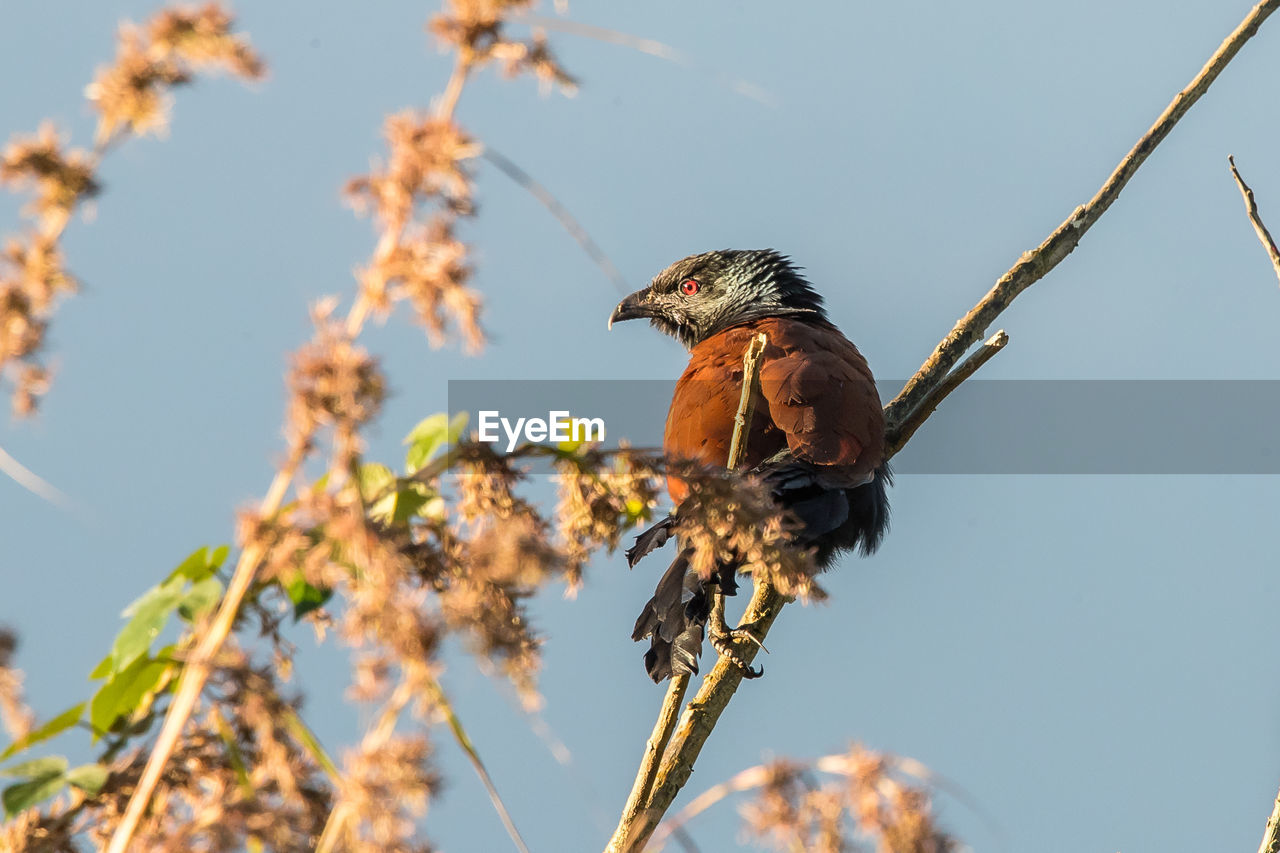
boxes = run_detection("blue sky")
[3,2,1280,850]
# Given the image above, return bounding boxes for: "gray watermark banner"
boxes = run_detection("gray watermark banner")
[447,380,1280,474]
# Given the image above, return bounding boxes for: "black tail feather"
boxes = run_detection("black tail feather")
[633,550,743,683]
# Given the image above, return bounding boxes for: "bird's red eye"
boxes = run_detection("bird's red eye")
[680,278,700,296]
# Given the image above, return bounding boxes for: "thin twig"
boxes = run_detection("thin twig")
[882,0,1280,431]
[609,332,769,853]
[726,334,768,471]
[435,53,473,122]
[708,333,769,647]
[522,16,777,107]
[885,330,1008,456]
[424,676,532,853]
[612,4,1280,849]
[1228,155,1280,286]
[0,442,70,508]
[482,147,629,295]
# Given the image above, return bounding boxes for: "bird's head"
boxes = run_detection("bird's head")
[608,249,826,348]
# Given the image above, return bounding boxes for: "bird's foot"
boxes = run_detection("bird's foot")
[708,620,767,679]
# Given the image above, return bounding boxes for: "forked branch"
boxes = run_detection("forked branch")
[1228,155,1280,287]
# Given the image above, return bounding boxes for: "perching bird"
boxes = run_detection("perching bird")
[608,249,890,682]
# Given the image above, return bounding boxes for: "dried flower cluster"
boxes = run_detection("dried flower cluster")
[87,3,265,143]
[286,300,388,470]
[342,1,576,354]
[0,4,261,416]
[555,446,662,591]
[2,646,331,853]
[668,461,822,601]
[345,113,485,352]
[740,746,957,853]
[0,628,34,742]
[335,732,439,853]
[0,127,99,231]
[429,0,578,95]
[0,128,94,414]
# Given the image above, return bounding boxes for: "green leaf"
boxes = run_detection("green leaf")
[2,766,68,817]
[208,544,230,569]
[405,411,468,472]
[358,463,396,499]
[0,704,85,762]
[0,755,68,778]
[90,656,173,739]
[88,654,112,680]
[282,708,339,780]
[391,487,430,523]
[284,573,332,621]
[165,545,230,584]
[368,481,433,525]
[65,763,108,796]
[624,498,650,524]
[178,576,224,622]
[165,547,211,583]
[113,577,184,673]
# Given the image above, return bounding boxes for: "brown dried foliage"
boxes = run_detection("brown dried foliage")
[0,4,261,415]
[0,628,34,743]
[346,116,484,351]
[742,746,958,853]
[0,126,99,230]
[555,446,662,592]
[4,647,330,853]
[670,461,823,601]
[429,0,577,95]
[0,128,93,414]
[147,4,266,78]
[336,732,440,852]
[286,301,388,469]
[87,4,264,143]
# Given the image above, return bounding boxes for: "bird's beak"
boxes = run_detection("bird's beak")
[608,289,652,330]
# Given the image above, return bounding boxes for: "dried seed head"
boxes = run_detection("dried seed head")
[0,124,99,229]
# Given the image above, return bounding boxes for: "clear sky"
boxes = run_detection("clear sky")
[4,1,1280,851]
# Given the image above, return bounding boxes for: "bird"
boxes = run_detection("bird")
[608,249,890,683]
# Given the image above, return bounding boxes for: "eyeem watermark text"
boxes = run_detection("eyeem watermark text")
[477,410,606,452]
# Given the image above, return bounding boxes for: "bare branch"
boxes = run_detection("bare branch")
[883,0,1280,430]
[886,330,1008,456]
[1228,155,1280,286]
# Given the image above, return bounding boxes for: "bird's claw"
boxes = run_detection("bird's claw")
[709,621,767,679]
